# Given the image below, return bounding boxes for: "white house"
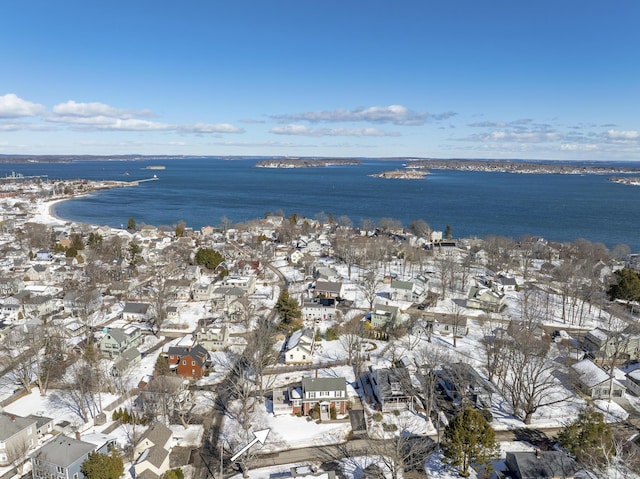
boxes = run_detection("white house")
[572,358,626,400]
[284,328,315,364]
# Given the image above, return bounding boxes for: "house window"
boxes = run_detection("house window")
[302,355,306,360]
[56,466,64,474]
[289,355,293,359]
[182,360,186,365]
[0,455,6,463]
[192,369,196,375]
[191,361,196,366]
[74,474,78,479]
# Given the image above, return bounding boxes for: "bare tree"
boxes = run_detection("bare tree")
[414,343,452,422]
[6,436,31,474]
[359,269,382,310]
[434,252,456,299]
[500,332,569,424]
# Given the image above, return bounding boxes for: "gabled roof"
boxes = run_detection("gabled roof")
[123,302,150,314]
[572,358,625,389]
[302,377,347,394]
[139,422,172,449]
[0,413,37,441]
[33,436,96,467]
[286,328,314,352]
[506,451,580,479]
[315,280,342,294]
[390,279,413,291]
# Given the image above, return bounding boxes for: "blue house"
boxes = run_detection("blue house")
[31,436,103,479]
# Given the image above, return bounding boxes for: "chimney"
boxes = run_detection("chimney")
[315,369,318,379]
[10,414,15,421]
[536,449,541,458]
[75,431,81,441]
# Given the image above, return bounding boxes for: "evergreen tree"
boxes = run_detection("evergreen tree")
[558,407,613,464]
[81,450,124,479]
[155,355,171,376]
[442,408,499,477]
[194,247,224,270]
[608,268,640,302]
[275,290,301,326]
[445,224,453,239]
[127,217,136,231]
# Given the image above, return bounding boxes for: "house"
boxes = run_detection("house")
[137,375,189,417]
[494,274,518,292]
[99,326,143,359]
[423,311,468,337]
[164,279,192,301]
[582,326,640,364]
[35,250,53,262]
[369,366,415,412]
[134,422,173,458]
[504,450,581,479]
[122,302,152,322]
[625,370,640,396]
[22,295,59,316]
[466,286,506,313]
[63,289,102,316]
[284,328,315,364]
[314,266,340,282]
[184,265,202,281]
[217,275,256,295]
[296,377,349,418]
[191,282,215,301]
[237,260,262,276]
[571,358,626,400]
[166,344,210,378]
[0,413,37,466]
[389,279,426,303]
[370,302,400,329]
[108,281,132,298]
[301,297,336,321]
[194,324,229,351]
[437,363,497,408]
[111,347,142,376]
[24,264,51,281]
[0,277,24,296]
[31,436,99,479]
[314,280,343,299]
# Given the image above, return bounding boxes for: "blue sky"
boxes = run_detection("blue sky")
[1,1,638,160]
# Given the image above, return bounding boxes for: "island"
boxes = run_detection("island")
[404,159,640,174]
[254,157,362,168]
[609,176,640,186]
[370,169,428,179]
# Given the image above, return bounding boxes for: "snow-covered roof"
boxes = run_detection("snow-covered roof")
[572,359,624,389]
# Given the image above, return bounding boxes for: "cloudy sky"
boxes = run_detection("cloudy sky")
[1,1,639,160]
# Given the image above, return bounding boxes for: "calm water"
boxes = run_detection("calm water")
[2,158,639,250]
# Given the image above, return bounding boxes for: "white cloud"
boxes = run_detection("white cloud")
[49,115,172,131]
[272,104,431,125]
[0,93,45,118]
[51,100,137,118]
[560,143,599,151]
[270,124,398,137]
[0,122,55,131]
[180,123,245,134]
[605,129,640,141]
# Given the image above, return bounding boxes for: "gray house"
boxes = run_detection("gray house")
[31,436,99,479]
[505,451,581,479]
[99,326,143,359]
[0,413,37,466]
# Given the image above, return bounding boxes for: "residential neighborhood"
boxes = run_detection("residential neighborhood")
[1,177,640,479]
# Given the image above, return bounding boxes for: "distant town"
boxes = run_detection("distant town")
[1,174,640,479]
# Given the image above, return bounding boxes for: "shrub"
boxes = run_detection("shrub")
[325,327,339,341]
[373,412,383,422]
[330,405,337,420]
